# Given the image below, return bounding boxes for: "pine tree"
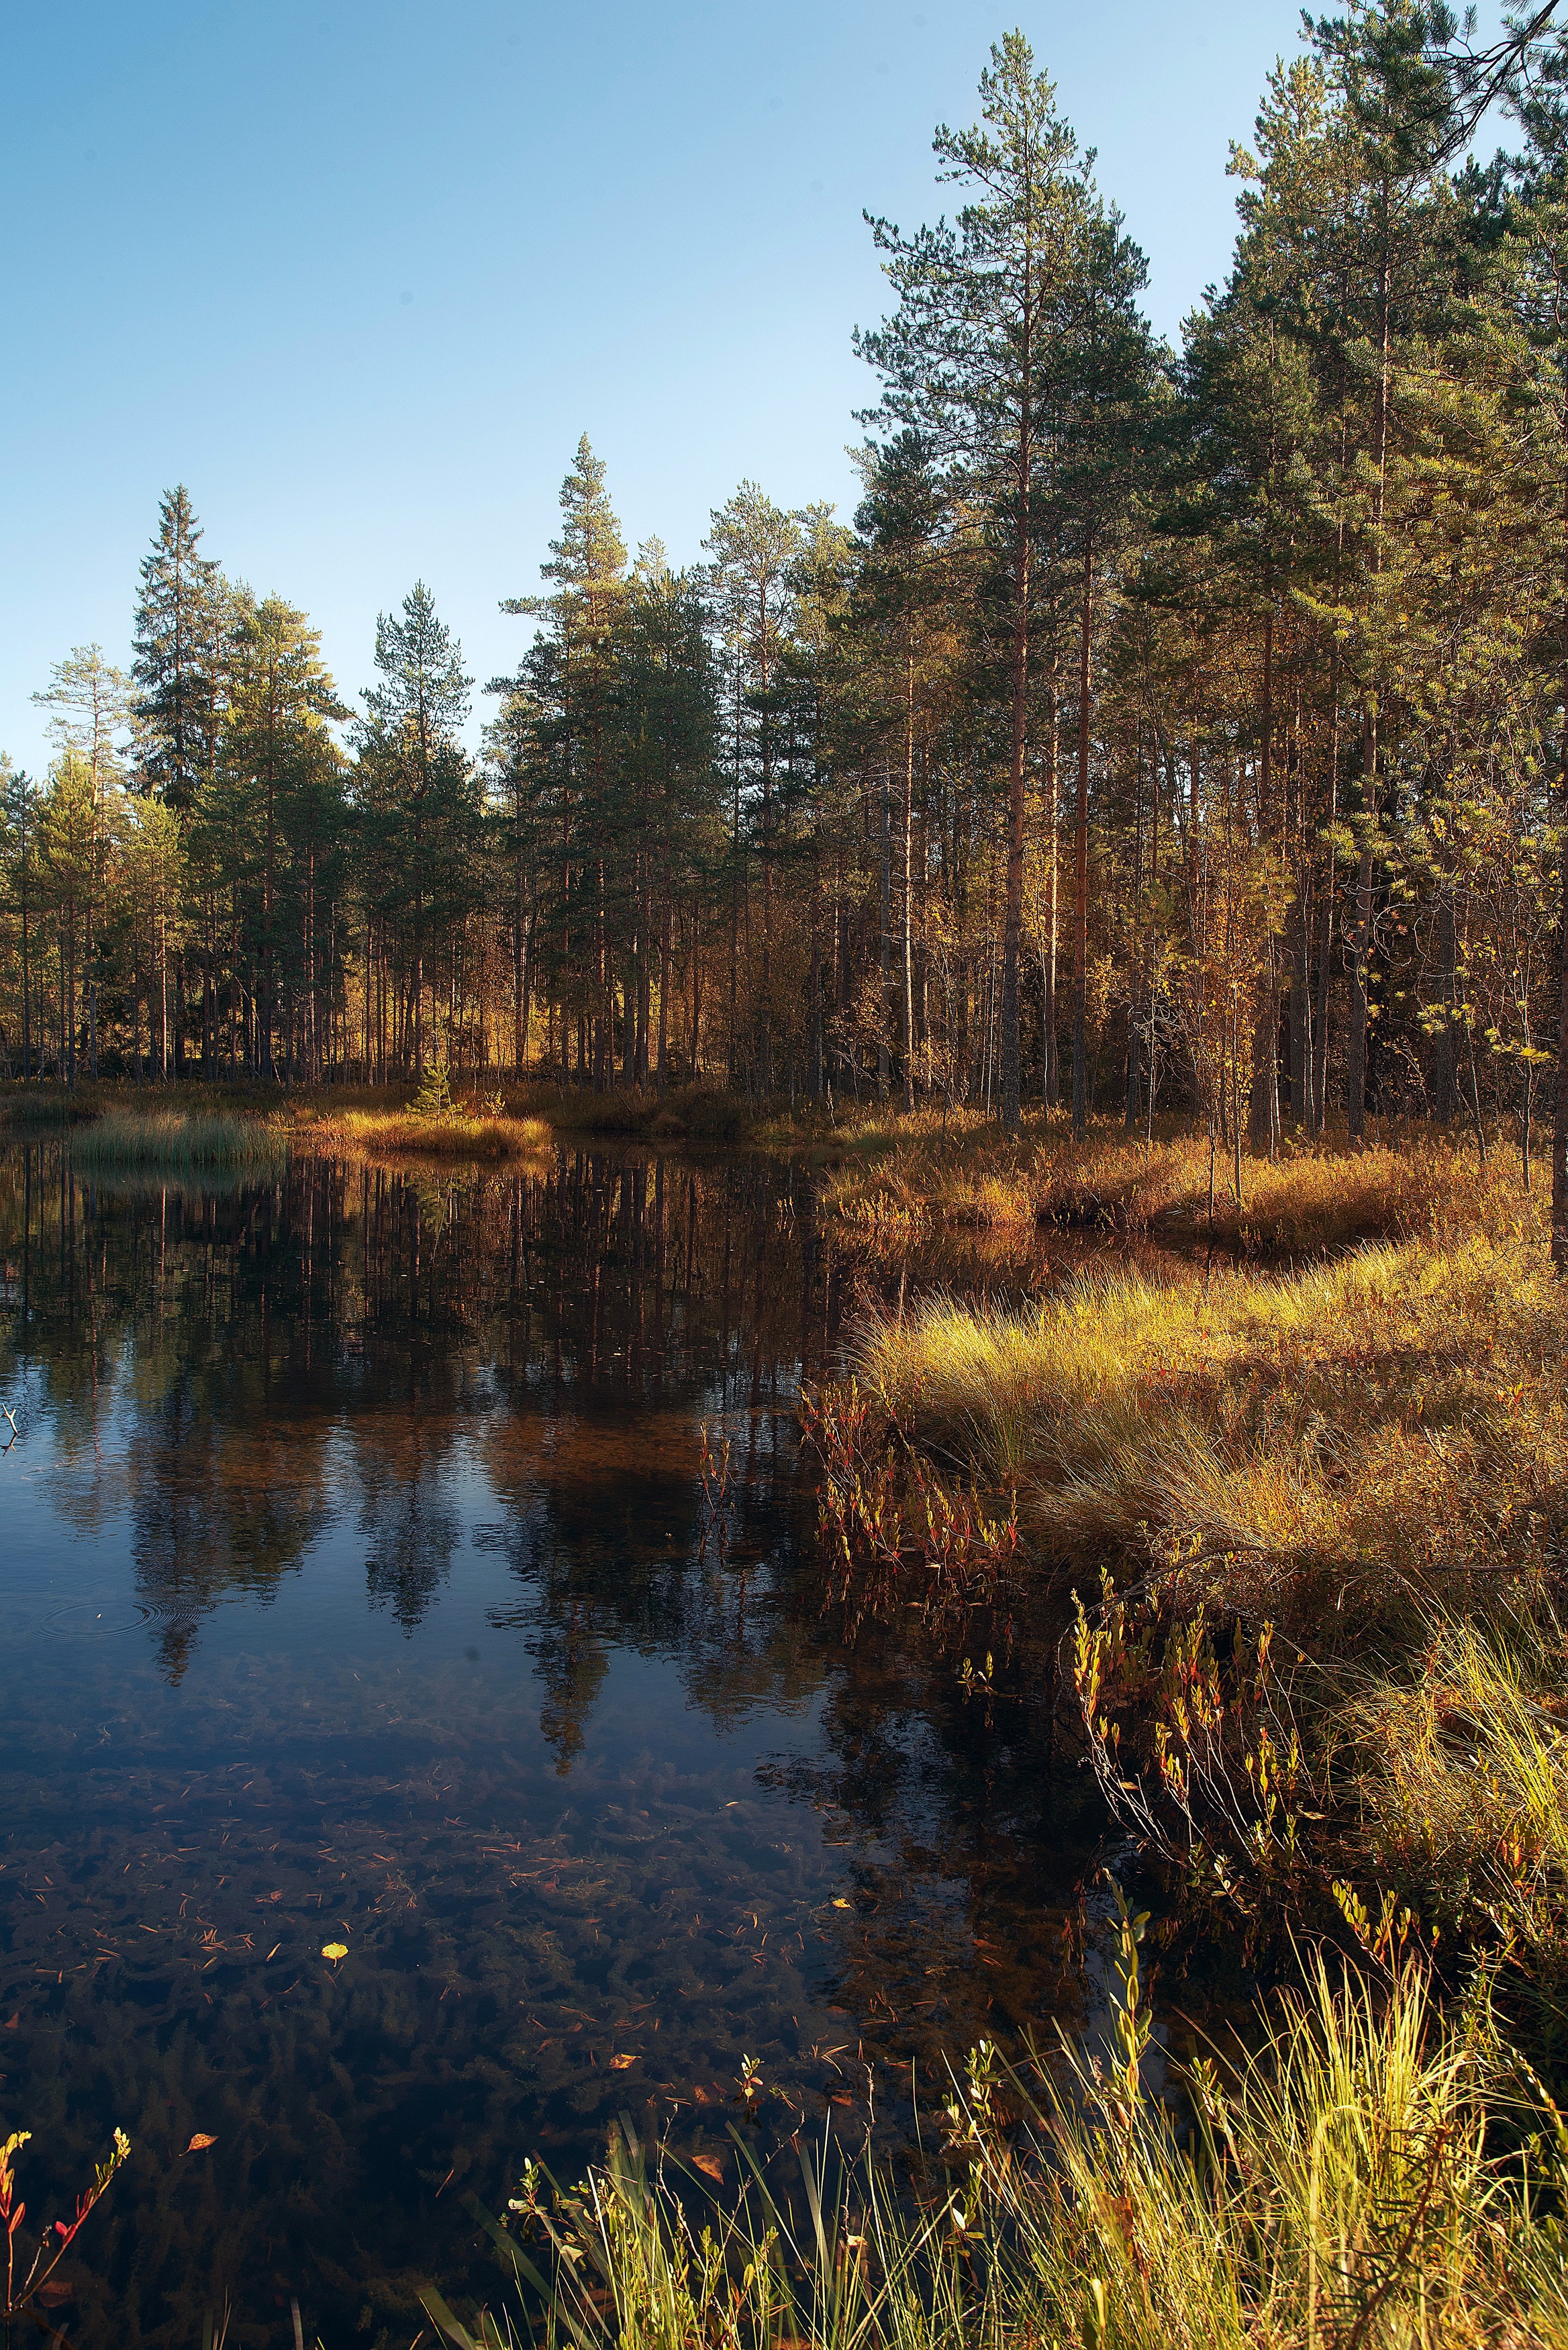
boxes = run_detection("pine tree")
[615,551,720,1086]
[846,431,969,1108]
[856,34,1150,1130]
[31,645,130,1079]
[0,762,42,1077]
[227,598,346,1078]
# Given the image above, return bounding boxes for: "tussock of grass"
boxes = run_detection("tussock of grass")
[846,1220,1562,1630]
[430,1947,1568,2350]
[1350,1614,1568,1965]
[68,1111,288,1174]
[283,1103,554,1162]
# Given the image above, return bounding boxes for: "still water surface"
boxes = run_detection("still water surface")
[0,1143,1107,2349]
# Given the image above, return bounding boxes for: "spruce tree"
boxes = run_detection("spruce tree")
[356,582,472,1074]
[132,486,222,811]
[499,439,628,1084]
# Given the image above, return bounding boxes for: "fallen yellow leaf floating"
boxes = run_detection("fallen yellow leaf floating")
[185,2134,217,2154]
[832,1899,851,1909]
[609,2053,636,2071]
[321,1942,348,1962]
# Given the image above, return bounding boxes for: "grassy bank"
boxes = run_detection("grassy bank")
[273,1077,763,1158]
[806,1123,1568,1987]
[817,1109,1528,1255]
[426,1938,1568,2350]
[847,1217,1554,1605]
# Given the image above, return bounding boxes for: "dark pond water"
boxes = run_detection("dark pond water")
[0,1142,1110,2350]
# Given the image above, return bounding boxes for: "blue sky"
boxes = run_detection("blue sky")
[3,0,1381,771]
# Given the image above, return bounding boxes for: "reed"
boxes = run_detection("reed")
[420,1937,1568,2350]
[67,1110,289,1173]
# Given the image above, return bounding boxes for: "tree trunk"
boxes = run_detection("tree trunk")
[1000,437,1032,1133]
[901,654,916,1111]
[1434,894,1459,1122]
[878,759,892,1100]
[1042,669,1059,1109]
[1071,538,1093,1139]
[1553,446,1568,1267]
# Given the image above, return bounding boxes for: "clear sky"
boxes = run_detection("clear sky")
[1,0,1409,773]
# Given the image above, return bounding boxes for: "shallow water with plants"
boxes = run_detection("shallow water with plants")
[0,1141,1108,2349]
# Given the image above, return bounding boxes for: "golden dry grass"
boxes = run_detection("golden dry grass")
[848,1214,1562,1637]
[277,1101,554,1162]
[821,1114,1530,1256]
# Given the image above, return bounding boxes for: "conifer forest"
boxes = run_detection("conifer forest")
[23,14,1568,2345]
[12,12,1568,1175]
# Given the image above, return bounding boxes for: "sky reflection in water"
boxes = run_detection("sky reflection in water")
[0,1143,1105,2349]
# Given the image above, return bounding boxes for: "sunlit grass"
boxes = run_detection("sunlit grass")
[1349,1611,1568,1965]
[820,1115,1530,1255]
[423,1944,1568,2350]
[282,1102,554,1162]
[846,1222,1561,1632]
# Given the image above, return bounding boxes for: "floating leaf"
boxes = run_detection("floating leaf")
[690,2153,724,2183]
[609,2053,636,2071]
[185,2134,217,2154]
[321,1942,348,1962]
[832,1898,852,1910]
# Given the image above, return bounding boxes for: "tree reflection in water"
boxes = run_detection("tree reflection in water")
[0,1139,1106,2350]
